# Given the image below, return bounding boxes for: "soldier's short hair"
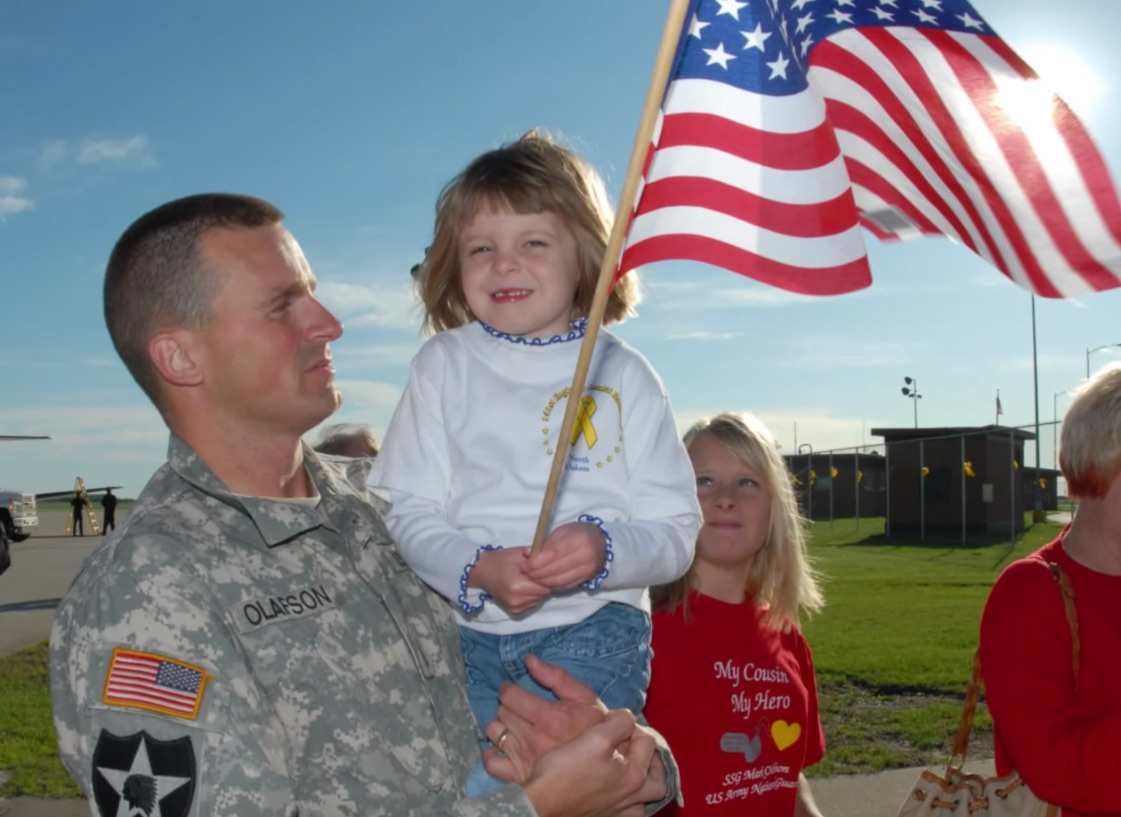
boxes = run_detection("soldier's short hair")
[104,193,284,409]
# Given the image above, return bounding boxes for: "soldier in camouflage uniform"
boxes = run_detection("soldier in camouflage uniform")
[50,193,674,817]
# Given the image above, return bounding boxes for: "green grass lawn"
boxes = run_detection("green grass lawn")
[0,516,1061,795]
[0,641,82,798]
[802,516,1059,775]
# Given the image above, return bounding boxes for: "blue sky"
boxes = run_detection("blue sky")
[1,0,1119,499]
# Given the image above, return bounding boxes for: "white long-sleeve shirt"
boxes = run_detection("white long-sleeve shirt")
[368,320,700,634]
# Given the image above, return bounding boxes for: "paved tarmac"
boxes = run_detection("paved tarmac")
[0,508,1002,816]
[0,510,113,659]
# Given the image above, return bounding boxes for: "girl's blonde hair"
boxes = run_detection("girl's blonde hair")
[1060,362,1121,498]
[653,412,824,630]
[417,130,640,334]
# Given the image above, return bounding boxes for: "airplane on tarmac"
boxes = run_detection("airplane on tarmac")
[1,436,122,540]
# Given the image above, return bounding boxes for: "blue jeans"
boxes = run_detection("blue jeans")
[459,602,652,797]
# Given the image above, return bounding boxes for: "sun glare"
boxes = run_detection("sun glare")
[1016,44,1105,119]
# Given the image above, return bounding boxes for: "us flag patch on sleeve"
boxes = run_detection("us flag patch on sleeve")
[101,648,210,720]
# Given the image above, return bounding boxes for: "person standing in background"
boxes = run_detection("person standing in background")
[100,488,118,534]
[69,491,88,537]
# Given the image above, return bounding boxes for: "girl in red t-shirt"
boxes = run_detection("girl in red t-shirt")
[647,412,827,817]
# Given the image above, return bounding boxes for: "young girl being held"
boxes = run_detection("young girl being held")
[646,412,827,817]
[367,131,701,795]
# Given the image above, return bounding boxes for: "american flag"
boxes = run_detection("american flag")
[102,648,208,718]
[996,392,1003,415]
[618,0,1121,298]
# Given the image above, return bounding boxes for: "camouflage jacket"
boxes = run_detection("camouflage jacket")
[49,435,539,817]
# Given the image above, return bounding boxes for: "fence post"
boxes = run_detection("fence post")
[961,433,966,546]
[920,439,926,541]
[828,451,835,531]
[1009,428,1016,547]
[885,442,891,538]
[854,447,861,534]
[808,454,813,522]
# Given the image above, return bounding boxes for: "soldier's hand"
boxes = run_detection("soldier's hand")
[482,655,608,784]
[521,709,661,817]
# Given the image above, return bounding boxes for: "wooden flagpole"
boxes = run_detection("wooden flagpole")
[529,0,692,556]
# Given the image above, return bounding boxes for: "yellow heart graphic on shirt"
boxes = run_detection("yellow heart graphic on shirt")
[771,720,801,751]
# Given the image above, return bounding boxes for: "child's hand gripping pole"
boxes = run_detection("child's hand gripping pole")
[529,0,692,557]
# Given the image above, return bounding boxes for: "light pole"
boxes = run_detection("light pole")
[901,377,922,428]
[1053,390,1070,473]
[798,443,813,521]
[1086,343,1121,378]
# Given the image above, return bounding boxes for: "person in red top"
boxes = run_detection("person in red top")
[646,412,827,817]
[980,362,1121,817]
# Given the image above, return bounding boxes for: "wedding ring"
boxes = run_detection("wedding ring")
[495,729,511,751]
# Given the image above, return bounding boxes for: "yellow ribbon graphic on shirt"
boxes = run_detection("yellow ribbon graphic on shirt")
[569,395,599,448]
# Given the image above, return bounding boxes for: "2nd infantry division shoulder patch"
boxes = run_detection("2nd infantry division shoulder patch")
[102,648,210,720]
[92,729,196,817]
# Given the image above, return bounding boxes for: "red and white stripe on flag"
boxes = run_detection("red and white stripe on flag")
[622,81,872,295]
[617,0,1121,299]
[811,26,1121,298]
[101,647,209,720]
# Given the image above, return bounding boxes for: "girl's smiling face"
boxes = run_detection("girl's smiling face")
[458,206,581,338]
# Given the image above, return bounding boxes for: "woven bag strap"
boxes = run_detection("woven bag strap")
[1048,561,1080,685]
[950,559,1079,764]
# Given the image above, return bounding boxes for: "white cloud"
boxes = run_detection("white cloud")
[666,331,739,341]
[793,337,925,369]
[36,135,158,172]
[0,194,34,220]
[317,281,423,330]
[0,176,26,195]
[77,135,157,168]
[335,379,404,413]
[0,404,166,449]
[673,406,885,454]
[644,278,868,311]
[334,341,422,370]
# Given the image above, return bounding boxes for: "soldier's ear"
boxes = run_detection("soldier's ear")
[149,329,203,388]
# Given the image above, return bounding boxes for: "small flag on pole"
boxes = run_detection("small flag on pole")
[996,392,1004,417]
[618,0,1121,298]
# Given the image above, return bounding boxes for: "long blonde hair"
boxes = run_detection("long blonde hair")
[416,130,640,334]
[653,412,824,630]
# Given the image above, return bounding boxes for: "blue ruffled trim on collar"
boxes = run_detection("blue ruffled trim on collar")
[478,318,587,347]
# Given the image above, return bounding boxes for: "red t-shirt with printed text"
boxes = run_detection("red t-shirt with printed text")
[646,591,825,817]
